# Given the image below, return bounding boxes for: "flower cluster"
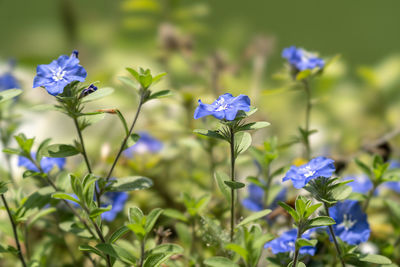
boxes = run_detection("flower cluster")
[33,51,87,96]
[194,93,251,121]
[282,156,335,189]
[282,46,325,71]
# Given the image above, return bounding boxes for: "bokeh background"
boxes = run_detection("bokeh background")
[1,0,400,265]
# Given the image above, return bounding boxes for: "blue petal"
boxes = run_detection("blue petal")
[194,100,213,119]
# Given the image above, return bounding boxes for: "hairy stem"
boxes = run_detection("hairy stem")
[229,126,236,242]
[1,194,27,267]
[303,80,312,160]
[324,203,346,267]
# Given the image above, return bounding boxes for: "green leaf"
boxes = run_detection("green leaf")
[145,208,163,234]
[127,223,146,239]
[193,129,225,140]
[234,131,252,156]
[95,243,137,265]
[2,148,20,155]
[148,90,172,100]
[331,184,352,201]
[79,245,103,257]
[287,261,306,267]
[81,87,114,102]
[126,133,140,148]
[308,216,336,228]
[118,76,138,89]
[225,243,248,262]
[128,207,144,224]
[27,207,56,228]
[109,176,153,192]
[108,225,130,243]
[143,253,170,267]
[278,201,299,222]
[238,121,270,131]
[89,206,112,219]
[359,254,392,264]
[44,144,80,157]
[162,209,188,222]
[148,243,184,255]
[214,172,230,201]
[355,158,372,176]
[296,69,312,80]
[0,181,8,194]
[52,193,80,205]
[224,181,245,189]
[296,238,317,248]
[204,256,240,267]
[115,110,129,135]
[151,72,167,84]
[126,68,140,82]
[0,89,22,103]
[237,209,271,227]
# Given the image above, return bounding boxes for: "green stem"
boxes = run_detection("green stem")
[262,163,271,206]
[229,126,236,242]
[72,116,101,207]
[103,97,144,187]
[139,239,145,267]
[292,229,301,267]
[1,194,27,267]
[303,80,312,160]
[363,183,377,212]
[324,203,346,267]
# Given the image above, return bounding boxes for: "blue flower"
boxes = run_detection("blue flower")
[242,184,286,212]
[282,46,325,71]
[194,93,251,121]
[329,200,370,245]
[123,132,163,158]
[265,229,316,255]
[0,73,20,91]
[343,175,373,194]
[79,84,98,98]
[101,192,129,221]
[18,152,66,173]
[33,51,87,96]
[282,157,335,189]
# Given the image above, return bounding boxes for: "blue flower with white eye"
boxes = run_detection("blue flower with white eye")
[100,191,129,221]
[0,73,20,91]
[123,132,163,158]
[242,183,286,211]
[282,46,325,71]
[283,157,335,189]
[18,152,66,173]
[343,175,373,194]
[33,50,87,96]
[265,228,316,255]
[194,93,251,121]
[329,200,370,245]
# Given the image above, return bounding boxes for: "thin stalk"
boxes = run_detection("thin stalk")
[1,194,27,267]
[72,116,101,207]
[324,203,346,267]
[229,126,236,242]
[303,80,312,160]
[292,229,301,267]
[363,183,377,212]
[262,163,271,206]
[101,97,144,193]
[139,239,145,267]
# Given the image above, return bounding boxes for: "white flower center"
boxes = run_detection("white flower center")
[303,166,316,178]
[215,98,228,111]
[337,214,357,230]
[52,67,66,82]
[134,143,149,154]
